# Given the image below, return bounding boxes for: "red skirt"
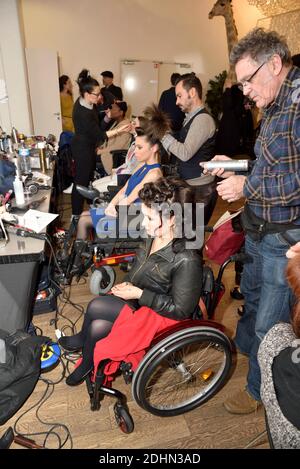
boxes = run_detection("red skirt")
[77,305,180,384]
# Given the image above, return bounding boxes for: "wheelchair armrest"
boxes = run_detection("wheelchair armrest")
[107,185,121,195]
[76,184,100,200]
[92,192,111,205]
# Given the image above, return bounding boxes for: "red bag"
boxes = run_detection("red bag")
[205,209,245,265]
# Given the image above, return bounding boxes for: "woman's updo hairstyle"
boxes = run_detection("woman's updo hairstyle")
[286,255,300,338]
[135,104,171,150]
[139,177,198,252]
[139,177,194,207]
[76,69,99,97]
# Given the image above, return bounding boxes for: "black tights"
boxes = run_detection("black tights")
[69,295,127,376]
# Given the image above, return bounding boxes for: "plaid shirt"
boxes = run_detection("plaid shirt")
[243,66,300,224]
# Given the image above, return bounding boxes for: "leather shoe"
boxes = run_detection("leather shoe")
[223,389,262,414]
[66,366,93,386]
[0,427,14,449]
[58,335,82,352]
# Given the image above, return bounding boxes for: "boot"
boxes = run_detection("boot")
[223,389,262,414]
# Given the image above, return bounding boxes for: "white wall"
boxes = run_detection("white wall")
[20,0,263,98]
[0,0,32,134]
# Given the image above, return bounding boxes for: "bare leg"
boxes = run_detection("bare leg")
[76,210,93,240]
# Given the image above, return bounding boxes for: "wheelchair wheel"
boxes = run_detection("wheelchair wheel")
[90,266,116,295]
[132,326,232,417]
[114,404,134,434]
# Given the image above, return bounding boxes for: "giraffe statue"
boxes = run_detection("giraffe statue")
[208,0,238,80]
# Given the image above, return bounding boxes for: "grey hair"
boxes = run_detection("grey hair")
[230,28,292,66]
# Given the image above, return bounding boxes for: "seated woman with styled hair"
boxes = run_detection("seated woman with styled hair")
[59,177,203,386]
[76,104,170,240]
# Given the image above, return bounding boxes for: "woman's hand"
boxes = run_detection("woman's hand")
[111,282,143,300]
[201,155,235,179]
[104,203,118,217]
[118,123,132,133]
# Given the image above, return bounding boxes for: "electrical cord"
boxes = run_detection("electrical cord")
[12,351,73,449]
[42,235,85,332]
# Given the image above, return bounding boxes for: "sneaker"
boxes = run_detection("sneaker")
[63,183,73,194]
[223,389,262,414]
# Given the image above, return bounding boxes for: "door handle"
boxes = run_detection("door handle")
[53,112,60,116]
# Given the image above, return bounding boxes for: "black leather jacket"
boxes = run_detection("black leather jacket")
[125,238,202,320]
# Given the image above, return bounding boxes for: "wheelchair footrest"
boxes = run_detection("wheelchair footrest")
[120,361,133,384]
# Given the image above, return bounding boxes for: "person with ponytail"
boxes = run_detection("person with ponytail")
[59,177,202,386]
[258,245,300,448]
[71,69,129,216]
[76,104,169,239]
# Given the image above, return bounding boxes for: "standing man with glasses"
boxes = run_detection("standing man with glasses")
[203,28,300,414]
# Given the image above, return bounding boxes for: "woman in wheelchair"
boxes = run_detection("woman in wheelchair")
[76,105,169,240]
[59,177,202,386]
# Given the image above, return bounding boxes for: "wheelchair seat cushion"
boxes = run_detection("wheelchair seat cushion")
[75,305,179,384]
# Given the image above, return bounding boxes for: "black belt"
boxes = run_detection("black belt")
[242,205,300,241]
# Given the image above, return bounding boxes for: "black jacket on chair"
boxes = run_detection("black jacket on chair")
[125,238,202,320]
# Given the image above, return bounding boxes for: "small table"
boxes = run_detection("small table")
[0,174,54,333]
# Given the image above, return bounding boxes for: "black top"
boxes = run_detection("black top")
[273,346,300,429]
[158,87,185,132]
[72,98,106,147]
[125,238,202,320]
[215,85,254,157]
[176,108,215,180]
[101,84,123,101]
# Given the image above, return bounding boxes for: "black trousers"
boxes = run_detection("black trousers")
[193,180,218,226]
[71,138,96,215]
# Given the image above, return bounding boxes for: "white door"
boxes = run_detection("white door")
[25,48,62,140]
[158,63,192,99]
[0,46,11,132]
[121,61,159,117]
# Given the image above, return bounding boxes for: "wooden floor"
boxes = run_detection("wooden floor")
[5,195,269,449]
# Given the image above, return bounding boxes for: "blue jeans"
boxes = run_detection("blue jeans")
[235,229,300,400]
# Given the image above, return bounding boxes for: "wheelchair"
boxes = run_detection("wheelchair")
[55,187,143,293]
[83,253,243,434]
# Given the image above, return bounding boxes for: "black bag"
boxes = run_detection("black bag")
[0,329,49,425]
[53,132,74,194]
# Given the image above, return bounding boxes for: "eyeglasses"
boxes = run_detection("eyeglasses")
[89,91,101,97]
[237,61,266,91]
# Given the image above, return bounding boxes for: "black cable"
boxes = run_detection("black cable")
[13,355,73,449]
[41,235,85,332]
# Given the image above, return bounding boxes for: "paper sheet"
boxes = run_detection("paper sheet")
[18,209,58,233]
